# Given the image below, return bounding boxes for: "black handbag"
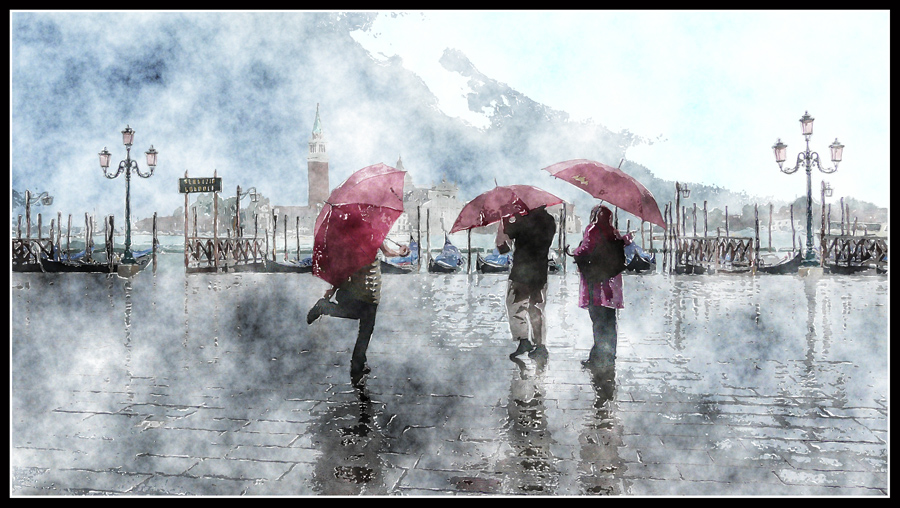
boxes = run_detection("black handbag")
[573,236,626,283]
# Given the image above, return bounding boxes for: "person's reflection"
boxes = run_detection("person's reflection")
[499,358,557,494]
[578,362,627,495]
[311,384,387,495]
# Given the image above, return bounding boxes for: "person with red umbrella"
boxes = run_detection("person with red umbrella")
[568,204,634,369]
[304,163,410,383]
[497,205,558,361]
[450,184,562,362]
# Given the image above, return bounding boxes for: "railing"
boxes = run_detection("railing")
[185,236,265,272]
[675,236,756,272]
[822,234,888,268]
[11,238,54,265]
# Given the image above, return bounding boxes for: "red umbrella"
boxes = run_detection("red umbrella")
[541,159,666,228]
[449,184,563,234]
[312,163,405,287]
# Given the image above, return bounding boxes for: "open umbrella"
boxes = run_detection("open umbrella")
[312,163,405,287]
[541,159,666,228]
[449,184,563,233]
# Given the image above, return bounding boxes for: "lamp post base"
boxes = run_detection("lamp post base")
[798,266,823,278]
[117,263,141,279]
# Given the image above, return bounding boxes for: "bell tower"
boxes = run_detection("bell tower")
[307,103,329,207]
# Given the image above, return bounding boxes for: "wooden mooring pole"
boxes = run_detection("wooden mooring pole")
[184,170,189,269]
[213,169,219,272]
[703,201,708,237]
[152,212,158,274]
[790,204,796,254]
[417,205,422,273]
[467,228,472,274]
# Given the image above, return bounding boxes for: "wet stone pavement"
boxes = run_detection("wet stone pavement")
[10,264,889,496]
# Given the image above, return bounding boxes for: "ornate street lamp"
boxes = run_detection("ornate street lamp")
[25,190,54,207]
[100,125,157,274]
[675,182,690,237]
[772,111,843,267]
[233,185,259,236]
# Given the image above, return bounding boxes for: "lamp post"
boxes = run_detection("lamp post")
[233,185,259,237]
[772,111,843,267]
[675,182,690,236]
[100,125,157,276]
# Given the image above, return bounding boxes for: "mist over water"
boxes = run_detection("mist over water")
[10,252,888,495]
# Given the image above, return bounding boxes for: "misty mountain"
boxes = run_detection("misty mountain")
[11,11,883,226]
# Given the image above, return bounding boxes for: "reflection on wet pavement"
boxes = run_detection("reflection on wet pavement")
[10,259,888,495]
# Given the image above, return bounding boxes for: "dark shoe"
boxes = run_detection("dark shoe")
[509,338,534,359]
[528,344,548,360]
[306,298,326,324]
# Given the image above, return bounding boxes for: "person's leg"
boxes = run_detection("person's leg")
[586,305,617,365]
[308,289,363,323]
[526,282,548,346]
[506,280,534,357]
[350,303,378,375]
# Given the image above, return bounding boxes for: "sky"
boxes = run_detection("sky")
[9,10,890,228]
[350,10,890,208]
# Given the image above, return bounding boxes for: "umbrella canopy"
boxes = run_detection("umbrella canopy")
[449,184,563,233]
[312,163,405,287]
[541,159,666,228]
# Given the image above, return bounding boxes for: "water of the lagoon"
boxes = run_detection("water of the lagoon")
[10,246,888,495]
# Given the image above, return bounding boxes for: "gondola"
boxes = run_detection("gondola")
[624,244,656,274]
[381,238,419,274]
[39,248,154,274]
[476,248,512,273]
[263,256,313,273]
[428,235,464,273]
[825,263,879,275]
[757,251,803,274]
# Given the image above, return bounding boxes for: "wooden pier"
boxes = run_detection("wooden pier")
[821,234,888,272]
[12,205,159,274]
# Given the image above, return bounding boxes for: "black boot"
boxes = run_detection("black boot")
[306,298,327,324]
[509,338,534,359]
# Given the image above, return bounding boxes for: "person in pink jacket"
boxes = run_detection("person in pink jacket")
[570,205,633,368]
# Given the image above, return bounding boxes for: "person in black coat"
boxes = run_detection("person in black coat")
[496,206,557,360]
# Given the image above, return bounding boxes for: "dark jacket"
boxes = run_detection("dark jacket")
[501,207,557,288]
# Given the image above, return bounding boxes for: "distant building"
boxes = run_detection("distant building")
[270,104,330,239]
[307,103,329,207]
[389,155,466,241]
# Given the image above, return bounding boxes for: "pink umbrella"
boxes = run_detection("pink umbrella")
[312,163,405,287]
[541,159,666,228]
[449,184,563,234]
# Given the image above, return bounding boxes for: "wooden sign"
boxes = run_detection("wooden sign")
[179,177,222,194]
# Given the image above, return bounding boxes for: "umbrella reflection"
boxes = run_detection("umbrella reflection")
[311,386,387,495]
[498,360,558,494]
[578,362,628,494]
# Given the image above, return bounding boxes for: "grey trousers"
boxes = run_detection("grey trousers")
[505,279,548,345]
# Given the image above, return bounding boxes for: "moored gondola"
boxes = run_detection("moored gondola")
[757,251,803,274]
[476,247,512,273]
[428,235,463,273]
[39,248,154,274]
[263,256,313,273]
[624,243,656,274]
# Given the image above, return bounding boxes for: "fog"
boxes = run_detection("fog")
[11,253,888,495]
